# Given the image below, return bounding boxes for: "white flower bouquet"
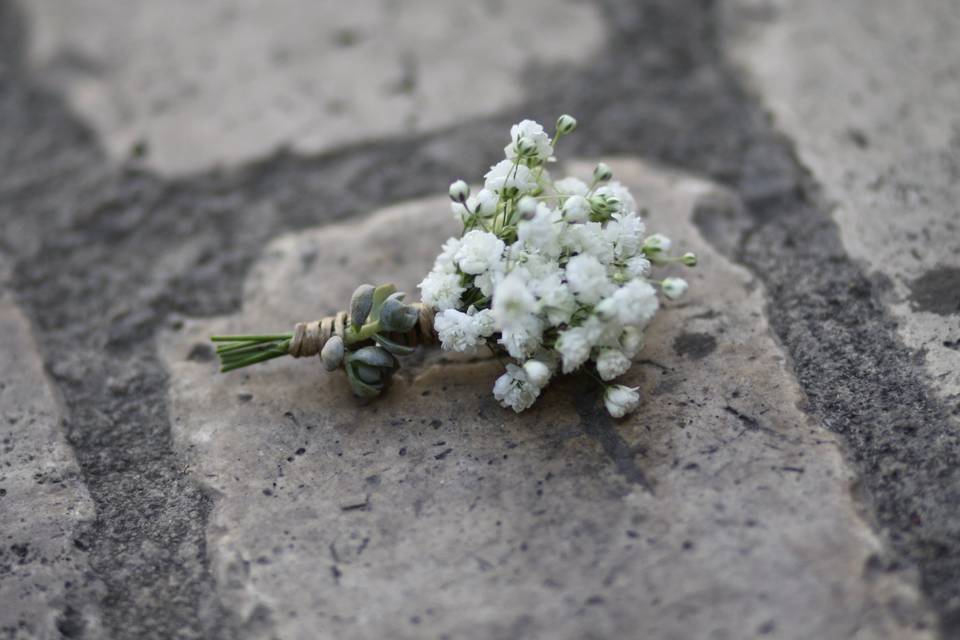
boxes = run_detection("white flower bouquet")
[212,116,694,418]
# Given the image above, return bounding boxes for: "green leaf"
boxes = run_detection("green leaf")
[369,284,397,321]
[374,333,416,356]
[345,366,383,398]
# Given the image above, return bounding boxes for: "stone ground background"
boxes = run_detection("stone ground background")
[1,0,959,638]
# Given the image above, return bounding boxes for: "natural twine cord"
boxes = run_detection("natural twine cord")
[288,303,436,358]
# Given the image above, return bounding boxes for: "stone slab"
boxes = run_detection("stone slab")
[24,0,603,174]
[0,296,100,639]
[159,159,935,638]
[722,0,960,410]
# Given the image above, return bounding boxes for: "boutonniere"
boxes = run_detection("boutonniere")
[212,116,695,417]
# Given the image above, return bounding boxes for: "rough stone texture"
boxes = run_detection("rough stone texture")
[0,297,100,639]
[24,0,604,174]
[160,160,934,639]
[722,0,960,407]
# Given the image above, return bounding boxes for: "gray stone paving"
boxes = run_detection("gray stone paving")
[1,0,959,638]
[0,298,100,639]
[159,161,934,639]
[724,0,960,409]
[24,0,603,174]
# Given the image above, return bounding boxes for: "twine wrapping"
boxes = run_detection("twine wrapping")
[288,303,436,358]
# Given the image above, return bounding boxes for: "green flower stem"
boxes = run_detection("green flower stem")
[212,318,384,374]
[344,320,381,345]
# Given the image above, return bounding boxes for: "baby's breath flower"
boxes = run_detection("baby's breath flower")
[434,307,495,352]
[643,233,672,255]
[455,230,505,275]
[418,270,464,310]
[517,195,539,220]
[448,179,470,203]
[565,254,613,304]
[596,348,632,381]
[523,360,552,387]
[493,364,542,413]
[620,327,645,358]
[556,114,577,135]
[215,115,694,420]
[604,385,640,418]
[557,326,592,373]
[554,176,589,197]
[662,277,689,300]
[505,120,554,163]
[484,159,538,195]
[562,195,590,223]
[593,162,613,183]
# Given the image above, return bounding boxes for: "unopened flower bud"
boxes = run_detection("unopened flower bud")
[320,335,345,371]
[523,360,551,387]
[516,136,538,158]
[517,196,538,220]
[662,277,689,300]
[593,162,613,183]
[643,233,672,254]
[448,179,470,203]
[682,252,698,267]
[556,114,577,135]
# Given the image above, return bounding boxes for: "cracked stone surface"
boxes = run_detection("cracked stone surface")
[24,0,604,174]
[723,0,960,408]
[160,160,934,639]
[0,297,99,639]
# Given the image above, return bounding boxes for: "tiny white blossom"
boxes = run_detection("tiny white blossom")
[562,195,590,223]
[565,254,613,304]
[455,230,505,275]
[604,385,640,418]
[662,277,689,300]
[418,269,464,311]
[620,326,645,358]
[484,159,539,195]
[492,274,536,324]
[604,212,646,259]
[517,195,538,219]
[611,280,659,326]
[624,255,652,278]
[505,120,554,162]
[554,177,589,197]
[595,349,631,381]
[499,322,543,360]
[563,222,614,264]
[557,326,592,373]
[595,181,637,216]
[434,307,495,352]
[493,364,542,412]
[434,237,462,272]
[538,281,577,325]
[517,204,563,258]
[523,360,552,387]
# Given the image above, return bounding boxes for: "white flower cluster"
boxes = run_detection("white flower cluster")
[420,116,695,417]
